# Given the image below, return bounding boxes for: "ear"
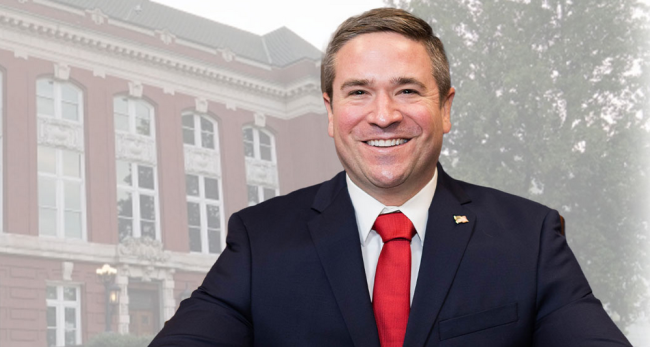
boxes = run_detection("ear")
[324,92,334,138]
[441,87,455,134]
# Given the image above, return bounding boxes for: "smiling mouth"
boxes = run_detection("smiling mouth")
[365,139,409,147]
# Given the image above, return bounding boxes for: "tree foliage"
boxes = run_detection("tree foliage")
[388,0,650,330]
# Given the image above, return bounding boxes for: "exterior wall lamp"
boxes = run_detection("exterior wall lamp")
[96,264,119,332]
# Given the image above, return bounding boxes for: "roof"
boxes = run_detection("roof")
[49,0,323,67]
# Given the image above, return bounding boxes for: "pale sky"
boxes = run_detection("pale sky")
[152,0,386,51]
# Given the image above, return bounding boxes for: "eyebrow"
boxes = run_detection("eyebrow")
[391,77,427,90]
[340,79,372,91]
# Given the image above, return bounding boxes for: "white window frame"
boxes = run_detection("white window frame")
[116,160,161,241]
[246,184,279,207]
[37,146,86,240]
[186,173,225,254]
[113,96,155,138]
[46,284,82,347]
[243,126,276,162]
[36,78,83,123]
[182,113,217,150]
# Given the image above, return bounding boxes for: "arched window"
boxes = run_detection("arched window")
[242,126,279,206]
[113,96,154,137]
[114,96,159,241]
[36,78,85,239]
[183,113,224,253]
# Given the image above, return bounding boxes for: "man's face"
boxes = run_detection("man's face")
[324,32,455,205]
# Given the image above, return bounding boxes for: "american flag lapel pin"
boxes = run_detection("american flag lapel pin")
[454,215,469,224]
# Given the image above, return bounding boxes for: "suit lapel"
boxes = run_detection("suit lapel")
[308,173,380,347]
[403,166,477,347]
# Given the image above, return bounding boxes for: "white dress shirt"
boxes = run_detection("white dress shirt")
[346,168,438,305]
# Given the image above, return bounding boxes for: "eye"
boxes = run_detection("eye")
[348,90,366,96]
[400,89,419,95]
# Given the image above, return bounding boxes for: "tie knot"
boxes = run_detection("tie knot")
[372,212,416,243]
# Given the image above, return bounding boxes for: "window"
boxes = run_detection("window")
[243,127,275,161]
[37,79,82,122]
[38,146,84,239]
[114,96,154,137]
[243,126,279,206]
[116,160,159,241]
[186,174,223,253]
[46,285,81,347]
[182,113,215,149]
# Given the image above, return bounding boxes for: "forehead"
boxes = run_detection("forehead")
[333,32,433,83]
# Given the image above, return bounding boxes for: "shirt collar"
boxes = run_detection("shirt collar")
[346,168,438,245]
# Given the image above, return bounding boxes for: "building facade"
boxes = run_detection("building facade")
[0,0,341,345]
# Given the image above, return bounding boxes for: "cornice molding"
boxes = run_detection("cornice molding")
[0,6,325,119]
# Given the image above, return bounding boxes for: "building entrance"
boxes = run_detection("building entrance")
[128,282,160,336]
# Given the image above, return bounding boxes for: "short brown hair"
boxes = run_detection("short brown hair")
[321,8,451,104]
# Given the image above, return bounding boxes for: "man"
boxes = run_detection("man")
[150,8,631,346]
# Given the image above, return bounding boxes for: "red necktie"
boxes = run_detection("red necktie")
[372,212,416,347]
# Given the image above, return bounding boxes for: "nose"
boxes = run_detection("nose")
[367,91,402,128]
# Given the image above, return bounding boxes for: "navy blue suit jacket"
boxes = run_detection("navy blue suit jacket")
[150,165,630,346]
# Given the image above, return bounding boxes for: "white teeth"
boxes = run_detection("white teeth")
[366,139,408,147]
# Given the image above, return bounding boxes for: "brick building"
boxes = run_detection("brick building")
[0,0,341,345]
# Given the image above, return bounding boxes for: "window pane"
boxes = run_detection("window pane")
[37,97,55,117]
[65,330,76,346]
[65,211,82,239]
[182,128,195,145]
[136,116,151,136]
[186,202,200,227]
[61,84,78,103]
[46,307,57,326]
[115,114,129,132]
[135,101,150,119]
[47,329,56,347]
[116,190,133,217]
[62,102,79,122]
[65,307,76,328]
[64,182,81,211]
[260,146,272,161]
[200,117,214,133]
[38,147,57,174]
[38,178,57,207]
[263,188,276,201]
[206,204,220,229]
[185,175,199,196]
[201,131,215,149]
[204,177,219,200]
[114,97,128,115]
[37,79,54,97]
[247,185,259,205]
[141,221,156,239]
[243,128,253,142]
[182,115,194,128]
[208,228,220,253]
[243,142,254,158]
[138,165,154,190]
[116,161,132,186]
[259,131,271,146]
[118,217,133,241]
[189,227,201,252]
[62,151,81,178]
[139,194,156,221]
[46,286,57,300]
[39,208,57,236]
[63,287,77,301]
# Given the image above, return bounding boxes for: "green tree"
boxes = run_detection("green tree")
[388,0,650,331]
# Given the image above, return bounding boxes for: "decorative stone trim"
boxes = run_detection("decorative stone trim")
[62,261,74,281]
[117,237,170,264]
[219,48,235,62]
[128,80,143,98]
[114,132,157,165]
[195,97,208,114]
[37,116,84,152]
[54,62,70,80]
[86,8,108,25]
[245,157,279,187]
[13,49,28,60]
[254,112,266,127]
[92,67,106,78]
[156,29,176,45]
[184,146,221,178]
